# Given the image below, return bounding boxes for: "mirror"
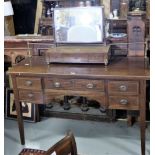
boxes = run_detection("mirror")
[53,6,104,43]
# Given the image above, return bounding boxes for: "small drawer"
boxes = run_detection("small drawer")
[75,79,104,91]
[18,90,43,104]
[16,77,42,90]
[44,78,73,89]
[108,81,139,95]
[108,96,139,110]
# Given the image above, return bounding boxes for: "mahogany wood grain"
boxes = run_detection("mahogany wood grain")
[11,75,25,145]
[8,56,149,155]
[4,36,54,65]
[16,77,42,90]
[108,80,139,95]
[45,45,110,64]
[44,78,73,90]
[18,90,43,104]
[108,95,139,110]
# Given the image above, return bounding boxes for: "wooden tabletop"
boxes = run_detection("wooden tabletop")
[8,56,150,80]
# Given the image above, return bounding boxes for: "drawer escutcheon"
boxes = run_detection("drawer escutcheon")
[25,80,32,86]
[119,85,127,91]
[28,93,34,98]
[120,99,128,105]
[86,83,94,89]
[54,82,61,88]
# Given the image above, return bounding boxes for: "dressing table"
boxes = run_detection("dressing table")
[8,55,149,155]
[7,3,150,155]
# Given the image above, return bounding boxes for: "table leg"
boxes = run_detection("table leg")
[140,123,146,155]
[140,80,146,155]
[63,96,71,110]
[35,104,40,122]
[15,100,25,145]
[81,97,89,111]
[11,76,25,145]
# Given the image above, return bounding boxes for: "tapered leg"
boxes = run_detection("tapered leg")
[15,100,25,145]
[140,80,146,155]
[11,76,25,145]
[140,123,146,155]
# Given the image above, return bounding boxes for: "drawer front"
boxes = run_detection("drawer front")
[108,81,139,95]
[75,79,104,91]
[109,96,139,110]
[18,90,43,104]
[44,78,73,89]
[16,77,42,90]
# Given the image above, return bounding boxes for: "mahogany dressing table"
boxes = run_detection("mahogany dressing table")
[8,55,149,155]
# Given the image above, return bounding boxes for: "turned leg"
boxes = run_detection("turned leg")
[127,115,135,126]
[127,111,139,126]
[63,96,71,110]
[80,97,89,111]
[99,106,106,113]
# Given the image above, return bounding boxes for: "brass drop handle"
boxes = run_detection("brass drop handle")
[119,85,127,91]
[86,83,94,89]
[54,82,61,88]
[26,80,32,86]
[28,93,34,98]
[120,99,128,105]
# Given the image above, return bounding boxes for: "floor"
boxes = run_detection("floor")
[4,117,150,155]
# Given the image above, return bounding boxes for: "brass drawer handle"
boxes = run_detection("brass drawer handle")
[26,80,32,86]
[119,85,127,91]
[120,99,128,105]
[86,83,94,89]
[54,82,61,88]
[28,93,34,98]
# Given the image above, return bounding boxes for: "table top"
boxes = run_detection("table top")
[8,56,150,80]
